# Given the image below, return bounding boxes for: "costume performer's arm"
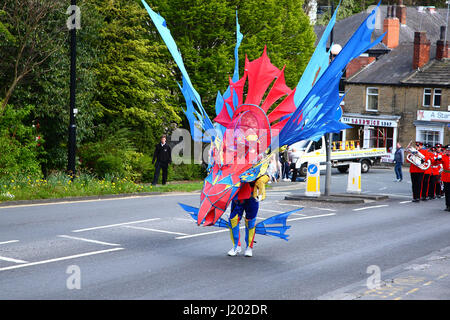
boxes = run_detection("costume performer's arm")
[253,175,270,201]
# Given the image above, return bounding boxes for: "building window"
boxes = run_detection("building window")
[418,129,440,146]
[423,88,432,107]
[433,89,442,108]
[366,87,379,111]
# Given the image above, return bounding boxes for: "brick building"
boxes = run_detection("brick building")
[315,3,450,152]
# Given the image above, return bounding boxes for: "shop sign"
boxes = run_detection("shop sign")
[341,116,397,127]
[417,110,450,123]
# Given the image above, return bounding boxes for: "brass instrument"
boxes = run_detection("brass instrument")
[405,141,431,170]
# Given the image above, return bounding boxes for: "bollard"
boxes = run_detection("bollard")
[305,162,321,197]
[347,162,361,193]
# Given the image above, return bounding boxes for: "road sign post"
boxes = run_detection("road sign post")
[305,162,321,197]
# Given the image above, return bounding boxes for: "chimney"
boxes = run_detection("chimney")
[436,26,449,60]
[396,0,407,25]
[383,6,400,48]
[413,31,431,69]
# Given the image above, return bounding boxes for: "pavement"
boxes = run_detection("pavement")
[0,167,449,300]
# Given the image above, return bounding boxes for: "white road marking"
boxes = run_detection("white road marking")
[0,193,200,210]
[287,213,336,222]
[72,218,161,233]
[122,225,188,236]
[174,218,194,222]
[259,208,285,213]
[0,255,28,264]
[276,202,303,208]
[353,205,389,211]
[177,213,333,239]
[58,235,121,247]
[400,200,412,204]
[379,187,387,191]
[0,248,124,272]
[175,229,229,239]
[310,207,337,212]
[0,240,19,245]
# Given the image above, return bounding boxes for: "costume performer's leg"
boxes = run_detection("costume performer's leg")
[229,200,244,250]
[243,197,259,249]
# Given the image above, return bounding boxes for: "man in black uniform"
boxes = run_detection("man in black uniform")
[152,135,172,185]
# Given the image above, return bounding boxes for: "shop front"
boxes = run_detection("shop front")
[340,113,400,153]
[415,110,450,146]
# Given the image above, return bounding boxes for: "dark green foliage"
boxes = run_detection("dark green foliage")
[1,0,317,182]
[147,0,316,113]
[0,105,42,178]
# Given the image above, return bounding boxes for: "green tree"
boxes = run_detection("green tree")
[0,0,67,114]
[90,0,181,154]
[2,1,104,174]
[146,0,316,115]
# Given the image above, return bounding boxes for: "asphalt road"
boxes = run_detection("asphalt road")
[0,168,449,300]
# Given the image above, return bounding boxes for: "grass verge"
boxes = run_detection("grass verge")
[0,173,203,203]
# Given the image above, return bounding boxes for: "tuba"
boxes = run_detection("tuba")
[405,141,431,170]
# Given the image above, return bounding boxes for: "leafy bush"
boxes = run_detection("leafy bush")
[168,163,207,181]
[78,128,155,182]
[0,104,42,179]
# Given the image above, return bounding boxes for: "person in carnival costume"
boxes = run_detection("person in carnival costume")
[141,0,385,256]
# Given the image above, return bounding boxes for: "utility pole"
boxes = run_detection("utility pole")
[68,0,78,177]
[324,1,334,196]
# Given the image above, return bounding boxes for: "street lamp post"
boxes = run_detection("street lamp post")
[324,2,335,197]
[68,0,77,177]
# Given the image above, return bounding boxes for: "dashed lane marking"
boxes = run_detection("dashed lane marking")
[175,229,229,240]
[122,225,188,236]
[0,240,19,245]
[0,248,124,272]
[310,207,337,212]
[353,205,389,212]
[259,208,286,214]
[0,255,28,264]
[287,213,336,222]
[58,235,121,247]
[72,218,161,233]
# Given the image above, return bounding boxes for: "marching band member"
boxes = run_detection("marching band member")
[421,143,433,201]
[428,146,440,200]
[436,145,450,211]
[435,144,444,198]
[409,141,428,202]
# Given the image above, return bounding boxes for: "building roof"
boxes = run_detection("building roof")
[402,59,450,86]
[315,5,449,86]
[314,6,449,48]
[346,43,437,85]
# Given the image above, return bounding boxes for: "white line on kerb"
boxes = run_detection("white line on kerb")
[353,205,389,211]
[0,240,19,245]
[122,225,188,236]
[58,235,121,246]
[0,255,28,264]
[72,218,161,233]
[0,248,124,272]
